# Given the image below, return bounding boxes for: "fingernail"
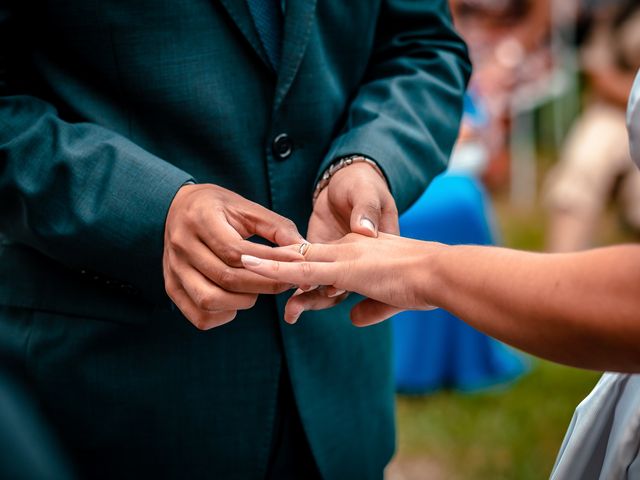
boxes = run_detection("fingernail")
[360,217,376,234]
[301,285,319,292]
[241,255,262,266]
[328,289,346,298]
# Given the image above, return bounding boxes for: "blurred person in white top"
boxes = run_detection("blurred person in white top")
[545,0,640,252]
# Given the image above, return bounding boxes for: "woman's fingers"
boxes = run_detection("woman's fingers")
[350,299,404,327]
[267,242,343,262]
[241,255,340,286]
[284,288,350,324]
[350,299,437,327]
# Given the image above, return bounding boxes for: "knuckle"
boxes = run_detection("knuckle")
[300,262,313,278]
[195,292,217,311]
[359,197,381,212]
[191,314,209,331]
[364,203,381,215]
[264,281,284,295]
[216,267,238,289]
[279,218,297,232]
[212,201,227,213]
[271,282,290,294]
[180,206,200,231]
[343,232,360,242]
[193,284,218,311]
[167,229,183,248]
[171,237,189,256]
[163,274,179,298]
[164,281,175,299]
[218,244,240,264]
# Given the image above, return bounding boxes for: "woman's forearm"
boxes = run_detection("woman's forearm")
[423,244,640,371]
[241,236,640,371]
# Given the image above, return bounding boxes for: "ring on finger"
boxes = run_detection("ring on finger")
[298,242,311,256]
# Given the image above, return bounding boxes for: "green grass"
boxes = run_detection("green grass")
[395,360,601,479]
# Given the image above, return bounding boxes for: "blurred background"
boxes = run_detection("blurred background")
[387,0,640,478]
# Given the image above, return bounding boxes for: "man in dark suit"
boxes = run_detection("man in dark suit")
[0,1,470,478]
[0,357,74,480]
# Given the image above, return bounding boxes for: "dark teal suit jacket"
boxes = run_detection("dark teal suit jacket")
[0,1,470,478]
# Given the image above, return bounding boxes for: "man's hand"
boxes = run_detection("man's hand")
[163,184,304,330]
[308,162,398,241]
[286,161,400,322]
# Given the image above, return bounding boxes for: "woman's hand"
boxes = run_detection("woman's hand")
[241,233,443,326]
[299,161,400,315]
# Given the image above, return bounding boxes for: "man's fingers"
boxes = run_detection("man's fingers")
[283,288,350,324]
[350,299,404,327]
[226,202,305,246]
[173,241,293,294]
[241,255,339,286]
[169,287,238,331]
[256,214,306,247]
[176,265,258,312]
[349,196,381,238]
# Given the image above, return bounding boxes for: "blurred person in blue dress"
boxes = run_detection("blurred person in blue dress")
[392,90,527,394]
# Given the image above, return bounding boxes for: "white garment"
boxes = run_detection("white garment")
[550,69,640,480]
[628,70,640,168]
[550,373,640,480]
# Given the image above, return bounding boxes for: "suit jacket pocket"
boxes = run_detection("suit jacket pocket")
[0,244,156,325]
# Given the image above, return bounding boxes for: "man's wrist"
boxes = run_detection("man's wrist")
[313,154,386,203]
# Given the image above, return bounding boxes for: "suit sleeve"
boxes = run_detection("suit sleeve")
[318,0,471,213]
[0,7,194,302]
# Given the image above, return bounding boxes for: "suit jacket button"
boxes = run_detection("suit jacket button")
[272,133,293,160]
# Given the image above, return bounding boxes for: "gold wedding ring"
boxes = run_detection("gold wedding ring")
[298,242,311,256]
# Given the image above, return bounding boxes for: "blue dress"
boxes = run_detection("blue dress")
[393,174,528,393]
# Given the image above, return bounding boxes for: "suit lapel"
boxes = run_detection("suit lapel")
[217,0,318,107]
[218,0,272,69]
[274,0,318,110]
